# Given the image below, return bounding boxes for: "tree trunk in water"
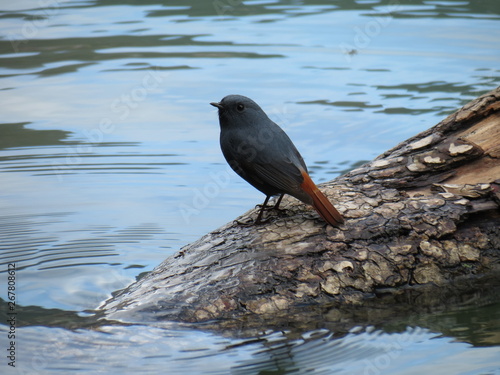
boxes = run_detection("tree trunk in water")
[100,87,500,324]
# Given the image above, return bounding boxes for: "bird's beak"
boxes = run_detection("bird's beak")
[210,102,224,110]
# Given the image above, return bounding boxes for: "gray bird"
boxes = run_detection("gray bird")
[211,94,343,226]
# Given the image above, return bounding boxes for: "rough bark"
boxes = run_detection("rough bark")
[100,87,500,324]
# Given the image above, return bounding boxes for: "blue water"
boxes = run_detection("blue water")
[1,0,500,373]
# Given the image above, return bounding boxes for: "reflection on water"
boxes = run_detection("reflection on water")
[1,0,500,373]
[0,211,173,311]
[0,122,73,149]
[1,306,499,374]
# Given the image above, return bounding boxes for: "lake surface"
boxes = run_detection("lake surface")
[1,0,500,373]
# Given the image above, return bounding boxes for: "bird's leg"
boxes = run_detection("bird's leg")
[235,195,285,226]
[256,193,284,210]
[273,193,285,210]
[255,195,271,224]
[255,194,287,223]
[235,195,271,226]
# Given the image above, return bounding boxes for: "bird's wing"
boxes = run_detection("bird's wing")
[252,123,309,191]
[252,157,303,192]
[221,121,312,202]
[251,153,313,204]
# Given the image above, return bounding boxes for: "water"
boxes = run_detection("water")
[1,0,500,373]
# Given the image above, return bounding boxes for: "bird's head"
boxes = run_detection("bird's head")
[210,95,268,129]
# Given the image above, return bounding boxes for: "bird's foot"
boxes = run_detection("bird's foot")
[255,205,287,215]
[255,200,286,214]
[234,208,289,227]
[254,203,273,211]
[234,216,271,226]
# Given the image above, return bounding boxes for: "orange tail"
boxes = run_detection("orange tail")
[300,171,344,227]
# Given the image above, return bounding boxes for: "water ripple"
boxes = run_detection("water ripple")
[0,213,168,272]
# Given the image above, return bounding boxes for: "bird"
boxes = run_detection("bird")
[210,94,344,227]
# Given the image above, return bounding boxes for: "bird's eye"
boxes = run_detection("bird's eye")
[236,103,245,112]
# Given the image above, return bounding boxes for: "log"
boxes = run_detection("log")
[100,87,500,324]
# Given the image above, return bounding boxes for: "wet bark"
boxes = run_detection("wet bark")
[100,87,500,324]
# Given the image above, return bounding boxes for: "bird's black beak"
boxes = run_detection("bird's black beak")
[210,102,224,110]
